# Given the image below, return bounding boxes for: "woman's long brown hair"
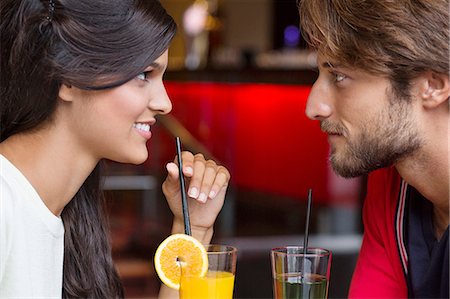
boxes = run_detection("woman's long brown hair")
[1,0,176,297]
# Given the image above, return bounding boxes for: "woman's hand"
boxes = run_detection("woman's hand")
[162,151,230,243]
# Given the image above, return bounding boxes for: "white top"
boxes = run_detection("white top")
[0,155,64,298]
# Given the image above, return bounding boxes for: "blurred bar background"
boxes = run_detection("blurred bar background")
[104,0,365,298]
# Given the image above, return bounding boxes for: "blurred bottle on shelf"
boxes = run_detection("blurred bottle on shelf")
[183,0,222,70]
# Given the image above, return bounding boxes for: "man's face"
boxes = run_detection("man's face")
[305,55,422,178]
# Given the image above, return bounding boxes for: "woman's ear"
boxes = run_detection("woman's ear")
[419,71,449,109]
[58,84,76,103]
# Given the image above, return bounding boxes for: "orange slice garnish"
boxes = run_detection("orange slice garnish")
[154,234,208,290]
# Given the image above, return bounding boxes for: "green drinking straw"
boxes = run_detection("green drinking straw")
[176,137,192,236]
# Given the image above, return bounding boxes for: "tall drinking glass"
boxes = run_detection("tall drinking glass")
[180,245,237,299]
[271,247,332,299]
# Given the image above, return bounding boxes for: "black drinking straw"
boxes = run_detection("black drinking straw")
[176,137,191,236]
[302,189,313,280]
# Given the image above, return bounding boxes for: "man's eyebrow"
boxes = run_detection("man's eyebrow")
[322,62,341,69]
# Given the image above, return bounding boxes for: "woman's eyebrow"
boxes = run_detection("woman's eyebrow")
[148,62,166,71]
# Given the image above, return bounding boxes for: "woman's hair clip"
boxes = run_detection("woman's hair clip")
[46,0,56,22]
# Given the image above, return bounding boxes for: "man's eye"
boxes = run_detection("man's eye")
[335,73,346,82]
[136,71,151,81]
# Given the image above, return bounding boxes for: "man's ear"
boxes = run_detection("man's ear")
[58,84,76,103]
[419,71,449,109]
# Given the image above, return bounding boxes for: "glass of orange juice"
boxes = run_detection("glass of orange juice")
[179,244,237,299]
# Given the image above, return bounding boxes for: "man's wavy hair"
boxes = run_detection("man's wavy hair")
[298,0,449,98]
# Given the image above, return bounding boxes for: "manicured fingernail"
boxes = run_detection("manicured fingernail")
[184,167,193,175]
[198,193,207,203]
[188,187,198,198]
[208,190,216,199]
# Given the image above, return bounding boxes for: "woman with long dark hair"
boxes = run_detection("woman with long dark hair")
[0,0,230,298]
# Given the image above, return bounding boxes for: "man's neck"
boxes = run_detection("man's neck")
[395,149,449,240]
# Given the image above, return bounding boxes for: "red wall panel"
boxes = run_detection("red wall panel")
[150,81,336,203]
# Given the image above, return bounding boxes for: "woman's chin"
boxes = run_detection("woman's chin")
[131,153,149,165]
[115,151,149,165]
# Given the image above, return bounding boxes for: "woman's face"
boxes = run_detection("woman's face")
[60,50,172,165]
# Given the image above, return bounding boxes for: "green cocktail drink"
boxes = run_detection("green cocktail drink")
[271,247,332,299]
[274,273,328,299]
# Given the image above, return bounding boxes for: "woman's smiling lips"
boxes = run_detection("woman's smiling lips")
[133,121,154,140]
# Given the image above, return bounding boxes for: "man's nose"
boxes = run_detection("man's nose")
[305,83,332,121]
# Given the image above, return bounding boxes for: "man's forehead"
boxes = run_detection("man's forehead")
[316,54,343,69]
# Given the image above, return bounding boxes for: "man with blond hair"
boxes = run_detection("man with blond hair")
[298,0,449,297]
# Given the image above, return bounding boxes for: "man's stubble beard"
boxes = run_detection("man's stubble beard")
[326,90,422,178]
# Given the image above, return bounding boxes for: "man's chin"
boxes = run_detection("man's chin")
[330,156,370,178]
[331,165,363,178]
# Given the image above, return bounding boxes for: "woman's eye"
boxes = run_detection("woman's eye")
[136,71,151,81]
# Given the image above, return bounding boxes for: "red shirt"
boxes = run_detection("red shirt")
[349,167,408,298]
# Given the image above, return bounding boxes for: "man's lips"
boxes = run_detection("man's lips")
[326,131,345,143]
[325,131,343,136]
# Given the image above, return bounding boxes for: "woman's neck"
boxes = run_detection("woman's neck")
[0,128,98,215]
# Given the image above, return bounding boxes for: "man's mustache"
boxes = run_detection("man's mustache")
[320,121,345,135]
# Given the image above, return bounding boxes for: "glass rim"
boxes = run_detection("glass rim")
[203,244,237,254]
[271,246,331,257]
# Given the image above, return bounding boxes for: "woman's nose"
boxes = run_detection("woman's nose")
[305,83,332,121]
[149,82,172,115]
